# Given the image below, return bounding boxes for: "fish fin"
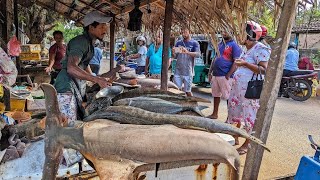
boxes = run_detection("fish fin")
[226,157,240,180]
[186,96,211,103]
[198,105,209,111]
[41,83,65,179]
[192,107,206,117]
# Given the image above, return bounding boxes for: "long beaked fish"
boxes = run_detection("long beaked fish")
[84,106,270,152]
[113,97,206,116]
[41,83,240,180]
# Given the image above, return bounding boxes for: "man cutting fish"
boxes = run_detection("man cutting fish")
[54,11,124,126]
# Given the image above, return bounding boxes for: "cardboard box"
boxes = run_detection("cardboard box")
[27,99,46,111]
[21,44,41,53]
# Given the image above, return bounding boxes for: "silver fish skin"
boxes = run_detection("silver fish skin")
[112,87,211,103]
[84,106,270,151]
[41,83,240,180]
[113,97,205,116]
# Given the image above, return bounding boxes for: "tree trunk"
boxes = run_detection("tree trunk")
[242,0,299,179]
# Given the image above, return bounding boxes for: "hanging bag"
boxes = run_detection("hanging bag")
[245,65,264,99]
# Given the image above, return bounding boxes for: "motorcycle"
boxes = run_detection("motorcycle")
[279,71,318,101]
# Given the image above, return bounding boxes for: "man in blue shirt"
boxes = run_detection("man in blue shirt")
[89,42,103,75]
[208,30,242,119]
[173,27,201,96]
[145,31,172,79]
[283,42,312,77]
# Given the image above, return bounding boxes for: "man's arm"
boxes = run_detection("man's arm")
[182,41,201,58]
[86,65,93,74]
[225,63,237,80]
[67,56,110,88]
[45,52,56,73]
[128,53,141,59]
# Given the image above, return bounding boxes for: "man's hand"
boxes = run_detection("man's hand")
[118,64,126,73]
[209,74,212,82]
[225,74,231,80]
[181,47,189,54]
[45,67,52,73]
[96,77,112,88]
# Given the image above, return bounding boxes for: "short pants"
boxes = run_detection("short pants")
[211,76,232,100]
[173,75,193,92]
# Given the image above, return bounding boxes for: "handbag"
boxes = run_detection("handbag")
[245,65,264,99]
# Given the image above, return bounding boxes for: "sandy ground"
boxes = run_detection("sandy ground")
[101,58,320,180]
[193,87,320,180]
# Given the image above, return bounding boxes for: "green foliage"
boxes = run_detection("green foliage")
[48,21,83,43]
[311,50,320,65]
[259,9,276,37]
[296,8,320,25]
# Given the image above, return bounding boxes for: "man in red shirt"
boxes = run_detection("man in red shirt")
[298,57,314,70]
[45,30,66,84]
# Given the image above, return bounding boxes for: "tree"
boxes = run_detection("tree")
[18,3,63,44]
[48,21,83,44]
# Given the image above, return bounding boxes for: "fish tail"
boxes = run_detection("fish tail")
[41,83,64,180]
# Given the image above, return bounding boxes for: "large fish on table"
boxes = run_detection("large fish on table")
[84,106,270,151]
[112,87,211,103]
[137,78,179,89]
[113,97,207,116]
[41,83,240,180]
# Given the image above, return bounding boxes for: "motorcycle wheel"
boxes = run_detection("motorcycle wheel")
[287,79,312,101]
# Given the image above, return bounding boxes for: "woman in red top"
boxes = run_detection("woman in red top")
[298,57,314,70]
[45,30,66,84]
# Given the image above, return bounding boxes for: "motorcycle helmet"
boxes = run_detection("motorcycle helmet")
[288,41,297,49]
[246,21,262,41]
[136,35,146,43]
[260,25,268,40]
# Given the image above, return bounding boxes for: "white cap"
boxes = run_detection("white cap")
[136,35,146,42]
[83,11,113,27]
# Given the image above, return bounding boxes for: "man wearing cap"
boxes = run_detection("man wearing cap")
[54,11,123,126]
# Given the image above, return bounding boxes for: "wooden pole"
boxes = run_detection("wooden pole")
[161,0,174,91]
[109,14,115,70]
[242,0,299,179]
[14,0,21,75]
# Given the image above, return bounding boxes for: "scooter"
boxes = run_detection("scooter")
[295,135,320,179]
[279,71,318,101]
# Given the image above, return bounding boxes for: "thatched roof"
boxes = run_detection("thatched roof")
[22,0,286,46]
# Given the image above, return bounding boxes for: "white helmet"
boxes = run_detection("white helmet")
[136,35,146,43]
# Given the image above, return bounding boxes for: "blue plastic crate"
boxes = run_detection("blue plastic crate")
[295,156,320,180]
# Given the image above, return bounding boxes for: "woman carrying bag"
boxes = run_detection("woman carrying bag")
[226,21,271,155]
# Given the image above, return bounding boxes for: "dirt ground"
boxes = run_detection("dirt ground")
[101,59,320,180]
[194,87,320,180]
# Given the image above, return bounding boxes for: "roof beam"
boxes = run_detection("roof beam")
[117,0,161,15]
[155,1,165,10]
[35,1,81,23]
[78,0,111,15]
[79,0,99,14]
[55,0,86,16]
[101,0,121,10]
